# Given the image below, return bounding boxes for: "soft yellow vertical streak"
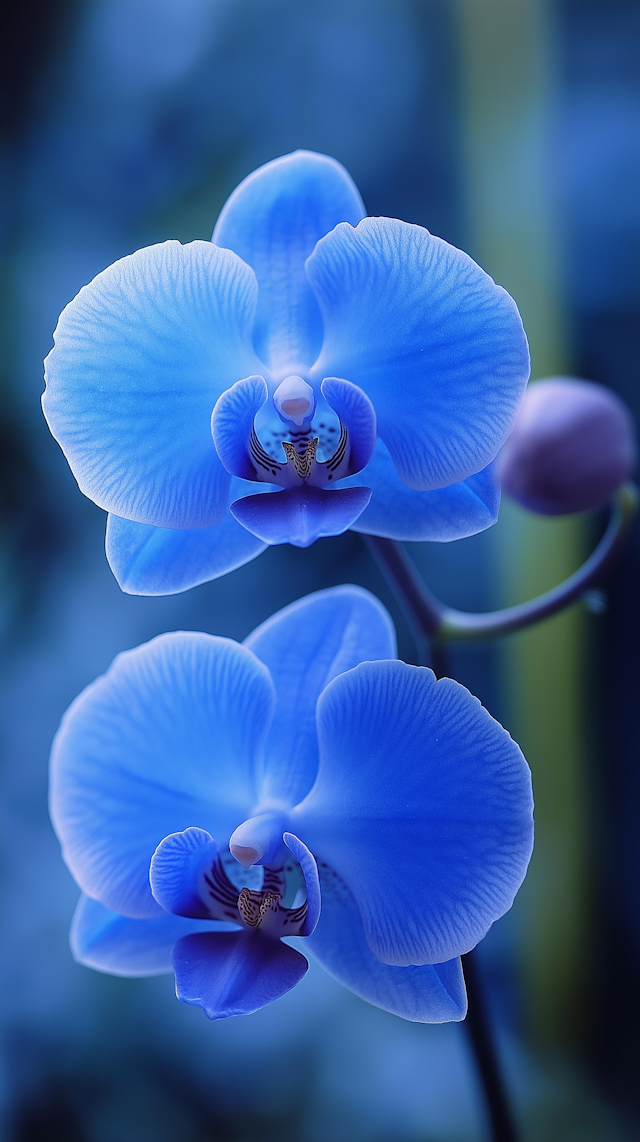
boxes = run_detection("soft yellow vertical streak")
[454,0,589,1042]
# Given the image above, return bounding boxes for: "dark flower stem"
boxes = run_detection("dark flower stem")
[461,946,518,1142]
[361,483,638,1142]
[362,481,638,647]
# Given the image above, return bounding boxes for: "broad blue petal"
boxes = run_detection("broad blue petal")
[213,151,365,374]
[230,485,371,547]
[50,633,275,918]
[308,865,466,1022]
[342,441,500,541]
[244,586,396,807]
[105,480,269,597]
[283,833,321,936]
[43,240,264,528]
[71,894,231,977]
[293,662,533,966]
[307,218,530,491]
[172,930,308,1019]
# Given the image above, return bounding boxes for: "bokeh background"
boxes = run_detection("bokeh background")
[1,1,639,1139]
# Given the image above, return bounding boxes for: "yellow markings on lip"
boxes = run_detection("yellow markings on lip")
[281,438,319,480]
[237,887,281,928]
[250,420,349,487]
[236,884,309,936]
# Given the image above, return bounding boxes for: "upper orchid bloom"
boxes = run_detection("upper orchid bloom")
[51,586,533,1022]
[42,150,530,596]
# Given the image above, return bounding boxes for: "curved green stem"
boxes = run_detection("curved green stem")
[363,482,638,645]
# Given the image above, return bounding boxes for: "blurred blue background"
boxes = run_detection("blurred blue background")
[1,1,639,1138]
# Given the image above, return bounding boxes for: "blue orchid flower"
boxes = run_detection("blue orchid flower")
[51,586,533,1022]
[42,150,530,596]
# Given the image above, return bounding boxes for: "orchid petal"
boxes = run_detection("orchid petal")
[71,894,230,977]
[308,866,466,1022]
[245,586,396,807]
[307,218,530,490]
[320,378,376,474]
[342,441,500,541]
[149,828,220,919]
[293,662,533,966]
[43,240,264,528]
[230,485,371,548]
[211,376,269,480]
[283,832,321,936]
[213,150,365,373]
[172,930,308,1019]
[105,490,268,597]
[50,634,275,918]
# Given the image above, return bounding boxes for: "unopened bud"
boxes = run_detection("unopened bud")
[500,378,636,515]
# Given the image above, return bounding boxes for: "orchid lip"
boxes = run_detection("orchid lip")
[203,848,310,938]
[159,816,317,940]
[211,374,376,502]
[249,411,350,489]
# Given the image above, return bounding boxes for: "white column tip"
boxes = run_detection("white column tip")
[230,844,261,870]
[273,376,316,427]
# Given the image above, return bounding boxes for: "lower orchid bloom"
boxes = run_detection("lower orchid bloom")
[51,586,534,1022]
[42,150,530,597]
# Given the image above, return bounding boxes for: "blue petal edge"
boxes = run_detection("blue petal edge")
[283,832,321,935]
[43,240,263,528]
[321,377,377,474]
[293,661,534,966]
[344,443,501,542]
[150,828,218,919]
[308,865,467,1022]
[212,375,268,480]
[105,490,268,596]
[213,150,365,374]
[230,484,371,547]
[71,894,230,977]
[245,585,396,808]
[307,217,530,491]
[50,633,275,918]
[172,930,308,1019]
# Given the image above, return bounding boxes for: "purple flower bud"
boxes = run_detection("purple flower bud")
[499,378,636,515]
